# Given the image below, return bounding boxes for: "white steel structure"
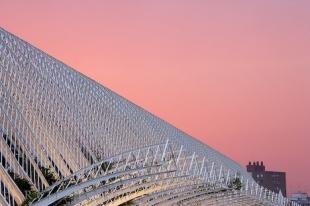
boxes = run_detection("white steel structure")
[0,27,298,206]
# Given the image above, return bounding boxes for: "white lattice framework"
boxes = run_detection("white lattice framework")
[0,27,298,206]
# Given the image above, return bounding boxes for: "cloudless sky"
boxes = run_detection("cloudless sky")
[1,0,309,195]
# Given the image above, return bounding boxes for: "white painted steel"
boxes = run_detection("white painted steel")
[0,27,298,206]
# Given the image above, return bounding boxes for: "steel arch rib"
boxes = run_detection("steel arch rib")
[77,175,190,206]
[0,28,299,206]
[30,142,287,206]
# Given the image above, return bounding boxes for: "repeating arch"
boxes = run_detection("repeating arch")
[0,27,298,206]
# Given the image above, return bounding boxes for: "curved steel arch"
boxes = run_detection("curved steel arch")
[0,27,300,206]
[31,142,176,205]
[31,142,296,206]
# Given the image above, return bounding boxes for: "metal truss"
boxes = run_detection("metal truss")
[0,27,300,206]
[30,141,176,205]
[30,141,297,206]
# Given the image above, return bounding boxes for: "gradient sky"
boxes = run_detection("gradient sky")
[1,0,309,195]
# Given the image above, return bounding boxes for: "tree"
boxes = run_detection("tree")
[39,166,58,185]
[228,177,242,190]
[8,170,32,195]
[8,170,39,206]
[22,190,39,206]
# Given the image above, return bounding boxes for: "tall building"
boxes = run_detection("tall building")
[247,161,287,197]
[0,27,297,206]
[291,192,310,206]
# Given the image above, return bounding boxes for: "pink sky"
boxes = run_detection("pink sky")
[1,0,309,195]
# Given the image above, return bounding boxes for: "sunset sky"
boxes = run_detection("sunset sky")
[1,0,309,195]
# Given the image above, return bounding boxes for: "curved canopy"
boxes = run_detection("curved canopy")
[0,27,297,206]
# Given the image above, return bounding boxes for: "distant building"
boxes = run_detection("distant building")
[290,192,310,206]
[246,161,286,197]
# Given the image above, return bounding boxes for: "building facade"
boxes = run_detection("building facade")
[247,161,287,197]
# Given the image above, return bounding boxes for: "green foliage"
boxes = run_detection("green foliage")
[15,177,32,194]
[8,170,39,205]
[22,190,39,206]
[40,166,58,185]
[8,170,32,195]
[228,177,242,190]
